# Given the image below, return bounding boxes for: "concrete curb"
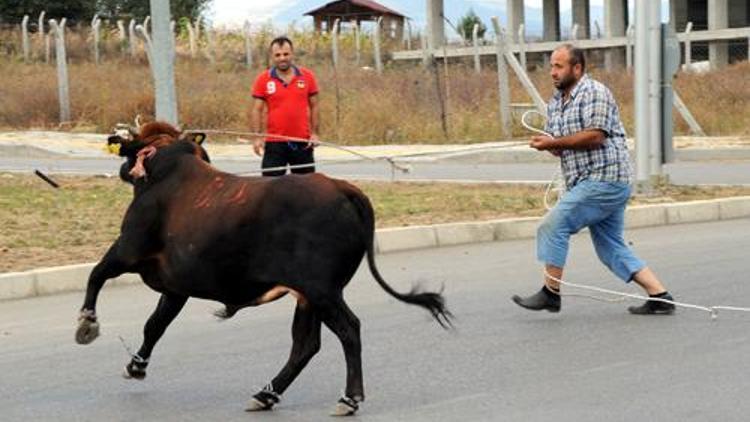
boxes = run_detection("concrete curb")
[3,196,750,302]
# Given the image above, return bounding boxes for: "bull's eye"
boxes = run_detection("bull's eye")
[107,143,121,155]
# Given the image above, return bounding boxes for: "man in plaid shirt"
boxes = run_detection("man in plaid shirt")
[512,44,676,315]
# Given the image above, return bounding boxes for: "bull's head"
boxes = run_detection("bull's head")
[107,119,209,184]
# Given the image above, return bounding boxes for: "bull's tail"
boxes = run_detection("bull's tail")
[347,189,453,329]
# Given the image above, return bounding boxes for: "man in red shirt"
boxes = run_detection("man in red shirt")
[250,36,320,176]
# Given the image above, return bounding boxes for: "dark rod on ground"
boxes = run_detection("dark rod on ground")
[34,169,60,189]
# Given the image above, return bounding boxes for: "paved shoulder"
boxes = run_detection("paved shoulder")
[1,219,749,421]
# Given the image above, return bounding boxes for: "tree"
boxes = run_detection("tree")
[96,0,210,22]
[457,9,486,42]
[0,0,97,25]
[0,0,210,25]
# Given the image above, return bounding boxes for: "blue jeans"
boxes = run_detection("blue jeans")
[537,180,645,282]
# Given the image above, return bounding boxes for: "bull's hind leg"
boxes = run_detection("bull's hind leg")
[246,303,322,412]
[123,293,188,380]
[77,239,129,345]
[321,297,364,417]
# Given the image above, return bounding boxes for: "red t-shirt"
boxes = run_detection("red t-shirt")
[251,66,319,142]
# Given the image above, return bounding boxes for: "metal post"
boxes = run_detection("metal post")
[373,17,383,74]
[684,21,693,69]
[648,0,662,177]
[205,26,216,65]
[21,15,30,63]
[141,0,179,125]
[420,30,430,67]
[49,19,70,123]
[332,18,340,69]
[244,21,253,69]
[37,11,46,55]
[187,21,197,59]
[91,14,101,65]
[116,20,126,55]
[626,23,634,70]
[472,23,481,74]
[634,0,651,188]
[44,33,51,64]
[491,17,511,140]
[518,24,526,70]
[129,19,137,58]
[170,20,176,63]
[353,20,361,66]
[673,91,706,136]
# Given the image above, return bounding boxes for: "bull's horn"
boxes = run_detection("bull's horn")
[134,114,142,128]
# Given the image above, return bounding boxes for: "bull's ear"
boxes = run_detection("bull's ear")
[184,132,206,145]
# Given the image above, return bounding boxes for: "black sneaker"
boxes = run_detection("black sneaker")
[512,286,561,313]
[628,292,676,315]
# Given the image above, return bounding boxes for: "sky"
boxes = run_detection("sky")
[208,0,668,33]
[209,0,603,27]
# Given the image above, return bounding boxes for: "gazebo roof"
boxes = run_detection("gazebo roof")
[304,0,405,18]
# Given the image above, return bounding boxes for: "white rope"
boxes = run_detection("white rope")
[187,129,529,178]
[543,270,750,320]
[521,110,750,319]
[520,110,564,210]
[190,129,414,174]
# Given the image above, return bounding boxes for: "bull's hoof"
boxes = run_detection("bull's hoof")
[245,386,280,412]
[75,316,100,345]
[122,357,148,380]
[330,396,360,417]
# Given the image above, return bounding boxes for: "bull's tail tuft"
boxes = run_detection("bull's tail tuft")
[345,185,454,329]
[369,252,454,329]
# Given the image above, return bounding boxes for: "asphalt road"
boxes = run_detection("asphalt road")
[2,219,750,421]
[3,156,750,185]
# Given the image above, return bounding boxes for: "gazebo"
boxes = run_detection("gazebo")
[304,0,407,39]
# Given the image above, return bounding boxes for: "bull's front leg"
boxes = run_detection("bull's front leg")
[76,239,129,345]
[123,293,188,380]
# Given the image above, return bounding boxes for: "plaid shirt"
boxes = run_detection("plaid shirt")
[545,74,632,189]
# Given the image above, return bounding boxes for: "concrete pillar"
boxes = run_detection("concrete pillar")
[708,0,729,68]
[426,0,445,49]
[507,0,525,43]
[669,0,689,31]
[542,0,560,41]
[572,0,591,39]
[604,0,627,70]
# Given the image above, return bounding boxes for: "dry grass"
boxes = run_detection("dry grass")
[1,26,748,141]
[2,172,750,273]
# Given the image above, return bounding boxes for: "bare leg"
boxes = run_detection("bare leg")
[544,264,563,291]
[631,267,668,295]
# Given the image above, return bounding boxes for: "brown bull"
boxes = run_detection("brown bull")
[76,121,452,416]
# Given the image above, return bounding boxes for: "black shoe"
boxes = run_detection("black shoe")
[512,286,561,313]
[628,292,676,315]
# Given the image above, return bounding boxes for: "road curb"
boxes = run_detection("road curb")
[3,196,750,302]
